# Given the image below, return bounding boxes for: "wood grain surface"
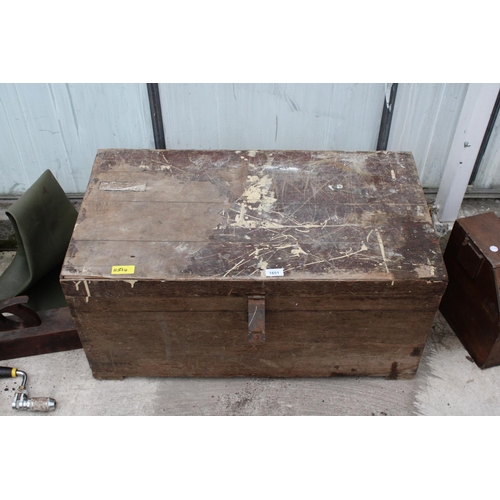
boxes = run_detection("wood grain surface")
[61,149,446,379]
[440,212,500,368]
[62,149,446,281]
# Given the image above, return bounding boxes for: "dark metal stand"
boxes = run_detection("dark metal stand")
[0,296,81,361]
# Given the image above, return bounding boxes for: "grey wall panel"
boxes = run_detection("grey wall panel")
[387,83,469,188]
[472,106,500,188]
[4,82,496,195]
[158,83,385,151]
[0,83,154,194]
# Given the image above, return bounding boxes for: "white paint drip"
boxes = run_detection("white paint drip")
[291,246,308,257]
[83,280,91,303]
[232,214,362,231]
[249,245,271,258]
[74,281,81,291]
[415,265,436,278]
[257,258,268,270]
[256,258,269,277]
[124,280,138,288]
[244,175,275,205]
[328,242,368,261]
[263,165,299,172]
[375,230,390,274]
[223,259,246,278]
[274,243,308,258]
[99,181,146,192]
[175,243,189,253]
[141,164,171,172]
[233,175,277,227]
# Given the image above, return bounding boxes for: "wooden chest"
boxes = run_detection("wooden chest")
[60,149,447,380]
[440,212,500,368]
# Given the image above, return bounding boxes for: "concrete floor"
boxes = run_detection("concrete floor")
[2,199,500,416]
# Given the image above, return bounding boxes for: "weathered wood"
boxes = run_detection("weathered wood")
[61,149,446,379]
[69,307,437,379]
[440,211,500,368]
[0,307,81,361]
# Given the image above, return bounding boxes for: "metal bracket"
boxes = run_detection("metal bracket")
[248,295,265,344]
[0,296,41,331]
[0,296,82,361]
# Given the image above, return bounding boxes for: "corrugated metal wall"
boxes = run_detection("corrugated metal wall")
[0,83,154,194]
[388,83,470,188]
[471,102,500,188]
[1,83,499,194]
[158,83,385,151]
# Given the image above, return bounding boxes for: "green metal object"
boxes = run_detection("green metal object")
[0,170,78,311]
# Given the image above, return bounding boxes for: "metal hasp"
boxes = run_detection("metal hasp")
[248,295,265,344]
[457,237,484,279]
[0,366,56,412]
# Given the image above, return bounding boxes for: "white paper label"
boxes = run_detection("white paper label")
[265,268,284,277]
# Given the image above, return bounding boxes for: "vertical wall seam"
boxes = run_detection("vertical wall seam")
[419,84,447,182]
[139,83,155,148]
[48,83,78,192]
[146,83,166,149]
[13,84,38,187]
[214,83,221,149]
[65,83,80,136]
[396,84,412,147]
[376,83,398,150]
[469,88,500,185]
[0,89,29,191]
[324,84,335,148]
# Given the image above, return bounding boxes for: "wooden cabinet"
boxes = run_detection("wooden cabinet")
[60,149,446,379]
[440,212,500,368]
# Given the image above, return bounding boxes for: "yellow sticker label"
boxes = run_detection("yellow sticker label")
[111,265,135,275]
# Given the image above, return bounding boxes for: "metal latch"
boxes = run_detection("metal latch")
[248,295,265,344]
[457,236,484,279]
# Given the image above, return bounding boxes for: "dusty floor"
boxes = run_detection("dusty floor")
[2,199,500,416]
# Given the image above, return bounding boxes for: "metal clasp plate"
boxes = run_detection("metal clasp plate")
[248,295,265,344]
